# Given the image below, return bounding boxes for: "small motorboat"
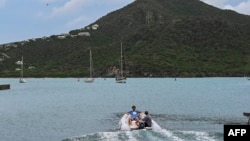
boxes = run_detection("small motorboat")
[119,112,162,131]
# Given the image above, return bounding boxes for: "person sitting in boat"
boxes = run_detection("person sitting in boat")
[142,111,152,127]
[126,105,141,125]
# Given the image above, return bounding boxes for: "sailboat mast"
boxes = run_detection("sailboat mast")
[89,49,92,78]
[120,42,123,77]
[21,56,23,78]
[84,48,94,83]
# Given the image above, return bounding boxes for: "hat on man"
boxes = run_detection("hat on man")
[145,111,148,115]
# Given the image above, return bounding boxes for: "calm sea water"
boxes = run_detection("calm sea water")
[0,77,250,141]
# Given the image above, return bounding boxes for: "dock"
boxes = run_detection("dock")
[243,112,250,125]
[0,84,10,90]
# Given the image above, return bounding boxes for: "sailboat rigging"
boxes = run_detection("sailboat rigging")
[19,56,27,83]
[84,49,94,83]
[115,42,126,83]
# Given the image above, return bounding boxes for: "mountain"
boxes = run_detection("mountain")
[1,0,250,77]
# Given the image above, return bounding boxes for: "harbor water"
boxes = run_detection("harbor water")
[0,77,250,141]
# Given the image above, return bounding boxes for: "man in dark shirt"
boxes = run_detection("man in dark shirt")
[142,111,152,127]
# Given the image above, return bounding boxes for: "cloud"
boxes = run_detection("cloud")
[50,0,91,17]
[66,16,87,28]
[37,0,91,19]
[39,0,135,18]
[62,0,134,29]
[201,0,228,8]
[40,0,60,3]
[224,0,250,15]
[201,0,250,15]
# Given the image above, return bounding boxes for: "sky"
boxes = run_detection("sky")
[0,0,250,44]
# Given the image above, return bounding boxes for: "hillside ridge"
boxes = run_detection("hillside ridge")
[1,0,250,77]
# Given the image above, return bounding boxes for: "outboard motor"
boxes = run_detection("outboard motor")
[138,121,145,129]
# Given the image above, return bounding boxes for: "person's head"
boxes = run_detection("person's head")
[145,111,148,115]
[132,105,136,110]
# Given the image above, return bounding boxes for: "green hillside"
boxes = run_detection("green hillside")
[1,0,250,77]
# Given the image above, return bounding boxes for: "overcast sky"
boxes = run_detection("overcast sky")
[0,0,250,44]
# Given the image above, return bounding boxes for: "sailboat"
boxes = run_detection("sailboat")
[115,42,126,83]
[244,73,250,80]
[84,49,95,83]
[19,56,27,83]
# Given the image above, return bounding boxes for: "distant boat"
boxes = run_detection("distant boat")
[244,73,250,80]
[246,75,250,80]
[0,84,10,90]
[19,56,27,83]
[84,49,94,83]
[243,112,250,125]
[115,42,126,83]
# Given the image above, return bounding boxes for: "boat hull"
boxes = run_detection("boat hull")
[0,84,10,90]
[119,113,161,131]
[84,78,94,83]
[19,78,27,83]
[115,79,126,83]
[115,77,126,83]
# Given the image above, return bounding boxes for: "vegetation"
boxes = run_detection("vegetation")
[1,0,250,77]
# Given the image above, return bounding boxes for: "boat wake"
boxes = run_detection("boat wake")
[62,128,220,141]
[62,113,223,141]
